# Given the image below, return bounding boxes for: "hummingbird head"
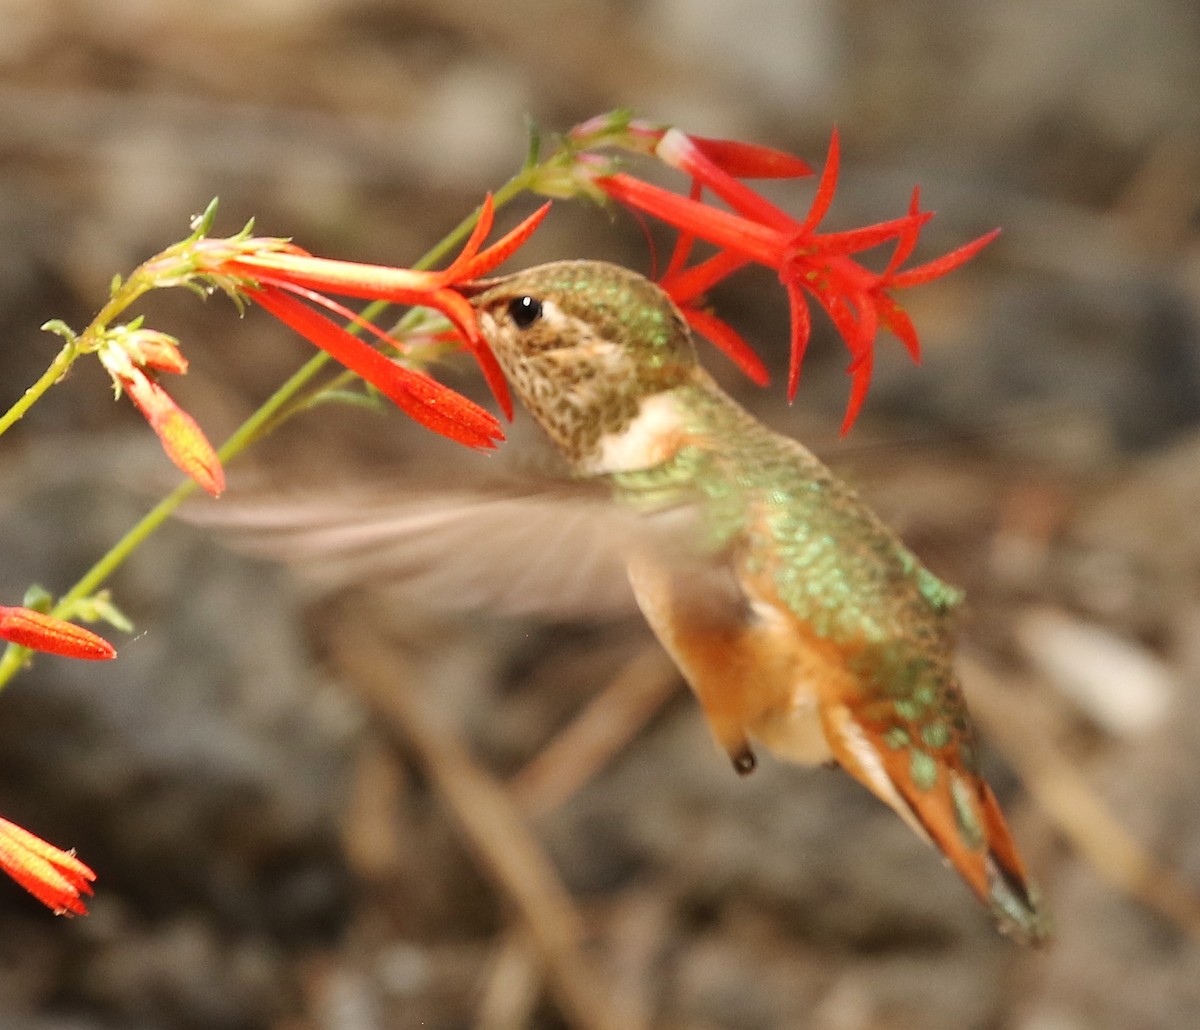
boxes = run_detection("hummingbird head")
[463,261,697,465]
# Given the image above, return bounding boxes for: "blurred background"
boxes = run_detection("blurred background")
[2,0,1200,1027]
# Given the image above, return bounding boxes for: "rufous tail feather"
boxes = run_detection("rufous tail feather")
[826,705,1051,945]
[881,754,1050,945]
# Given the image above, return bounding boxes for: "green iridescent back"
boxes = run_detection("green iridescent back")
[612,371,971,737]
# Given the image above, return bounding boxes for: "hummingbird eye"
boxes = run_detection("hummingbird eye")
[507,295,543,329]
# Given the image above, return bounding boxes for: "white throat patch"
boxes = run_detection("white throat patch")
[582,391,686,475]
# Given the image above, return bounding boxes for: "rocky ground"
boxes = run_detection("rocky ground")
[1,1,1199,1027]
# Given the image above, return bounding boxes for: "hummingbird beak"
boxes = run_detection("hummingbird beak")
[450,276,508,299]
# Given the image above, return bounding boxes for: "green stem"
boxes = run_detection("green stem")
[0,168,538,691]
[71,349,332,606]
[413,171,535,272]
[0,342,77,438]
[0,257,172,441]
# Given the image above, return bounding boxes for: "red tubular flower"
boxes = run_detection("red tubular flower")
[591,125,998,433]
[564,114,814,388]
[568,112,813,181]
[213,196,551,447]
[121,329,189,374]
[248,284,505,449]
[116,366,226,495]
[0,816,95,915]
[0,605,116,661]
[96,328,225,496]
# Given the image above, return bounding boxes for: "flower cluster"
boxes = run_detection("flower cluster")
[563,113,998,432]
[58,116,993,494]
[39,196,549,502]
[205,194,549,444]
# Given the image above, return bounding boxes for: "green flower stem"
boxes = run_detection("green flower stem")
[62,348,332,609]
[0,247,184,441]
[0,341,78,438]
[414,170,536,272]
[0,164,540,691]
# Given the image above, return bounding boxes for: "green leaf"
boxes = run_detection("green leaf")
[40,320,77,343]
[74,591,134,633]
[21,585,53,612]
[190,197,220,239]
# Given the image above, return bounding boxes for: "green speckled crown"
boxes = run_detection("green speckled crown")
[473,260,697,386]
[469,261,700,463]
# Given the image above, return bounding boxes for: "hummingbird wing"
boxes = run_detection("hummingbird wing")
[190,480,705,621]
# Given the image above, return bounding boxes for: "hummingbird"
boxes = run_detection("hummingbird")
[211,258,1048,944]
[455,259,1050,945]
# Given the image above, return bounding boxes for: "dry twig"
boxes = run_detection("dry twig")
[509,643,680,818]
[330,606,645,1030]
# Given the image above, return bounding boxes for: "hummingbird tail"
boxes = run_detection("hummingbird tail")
[902,766,1052,947]
[972,779,1053,946]
[825,706,1051,945]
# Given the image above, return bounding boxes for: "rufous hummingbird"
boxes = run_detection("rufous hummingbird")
[216,258,1049,944]
[457,259,1050,945]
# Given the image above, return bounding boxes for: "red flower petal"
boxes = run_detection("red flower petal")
[421,287,514,419]
[783,277,812,401]
[442,192,497,281]
[887,227,1001,289]
[660,249,751,305]
[250,277,415,353]
[120,369,225,496]
[809,212,932,258]
[883,188,925,277]
[660,178,705,283]
[689,136,813,179]
[597,173,786,268]
[448,200,553,283]
[842,345,874,436]
[0,817,95,916]
[681,306,769,386]
[796,128,840,236]
[878,296,921,361]
[658,129,801,232]
[567,113,811,179]
[226,253,444,305]
[0,606,116,660]
[839,295,879,435]
[250,285,504,450]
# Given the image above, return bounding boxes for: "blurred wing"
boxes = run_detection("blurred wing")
[188,483,671,620]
